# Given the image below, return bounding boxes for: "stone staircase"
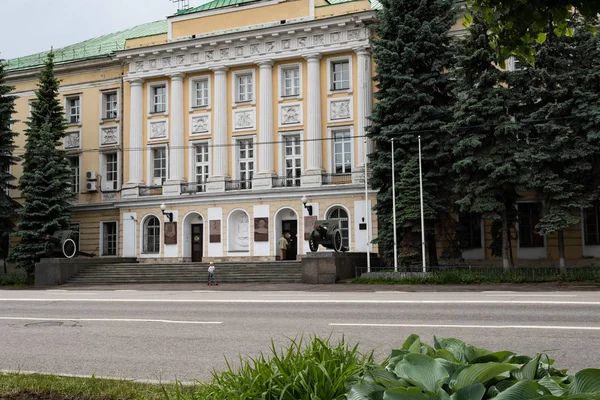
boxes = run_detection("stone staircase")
[65,261,302,285]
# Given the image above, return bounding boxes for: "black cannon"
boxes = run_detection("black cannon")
[308,219,348,253]
[36,230,95,259]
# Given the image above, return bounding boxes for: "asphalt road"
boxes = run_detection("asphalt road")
[0,287,599,383]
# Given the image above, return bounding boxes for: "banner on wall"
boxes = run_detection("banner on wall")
[303,216,317,241]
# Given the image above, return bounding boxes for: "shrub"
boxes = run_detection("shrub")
[345,334,600,399]
[0,273,28,286]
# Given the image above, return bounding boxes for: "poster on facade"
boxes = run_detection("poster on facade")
[254,217,269,242]
[209,220,221,243]
[304,216,317,241]
[164,222,177,245]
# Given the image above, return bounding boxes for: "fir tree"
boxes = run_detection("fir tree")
[10,52,73,274]
[368,0,456,265]
[0,61,20,272]
[515,18,600,272]
[448,13,522,270]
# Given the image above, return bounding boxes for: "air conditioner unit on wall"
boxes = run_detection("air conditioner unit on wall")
[86,182,97,192]
[86,170,97,180]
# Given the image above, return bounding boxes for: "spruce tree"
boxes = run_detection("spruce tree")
[515,18,600,272]
[10,52,73,274]
[368,0,456,265]
[448,13,522,270]
[0,61,20,272]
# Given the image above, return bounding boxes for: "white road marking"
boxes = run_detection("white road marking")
[330,323,600,331]
[481,291,517,293]
[485,294,578,297]
[376,291,407,293]
[41,292,98,295]
[260,293,330,296]
[0,298,598,305]
[0,317,221,325]
[114,290,137,292]
[0,369,195,385]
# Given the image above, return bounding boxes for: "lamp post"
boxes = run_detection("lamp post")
[160,203,174,223]
[418,136,426,273]
[301,195,313,216]
[391,138,398,272]
[364,137,371,273]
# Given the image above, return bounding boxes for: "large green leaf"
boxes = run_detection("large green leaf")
[493,380,551,400]
[434,338,468,362]
[537,376,568,397]
[395,354,450,393]
[346,381,385,400]
[569,369,600,394]
[471,351,516,364]
[452,362,518,391]
[450,383,485,400]
[383,387,442,400]
[402,334,423,353]
[511,354,541,380]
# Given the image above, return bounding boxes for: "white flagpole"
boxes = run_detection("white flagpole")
[418,135,426,273]
[364,137,371,273]
[391,139,398,272]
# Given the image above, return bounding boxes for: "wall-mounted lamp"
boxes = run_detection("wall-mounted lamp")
[301,195,313,216]
[160,203,173,223]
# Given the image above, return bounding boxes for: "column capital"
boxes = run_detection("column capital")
[211,66,229,74]
[257,59,274,68]
[303,53,322,62]
[353,46,371,56]
[169,72,185,81]
[125,77,144,86]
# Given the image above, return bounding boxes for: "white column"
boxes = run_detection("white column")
[122,78,144,197]
[207,66,230,192]
[302,53,323,187]
[355,48,373,167]
[164,73,186,195]
[254,60,275,189]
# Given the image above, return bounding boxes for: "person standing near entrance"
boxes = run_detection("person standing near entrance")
[279,232,288,260]
[208,261,216,285]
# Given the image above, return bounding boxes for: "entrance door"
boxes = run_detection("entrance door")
[282,220,298,260]
[191,224,203,262]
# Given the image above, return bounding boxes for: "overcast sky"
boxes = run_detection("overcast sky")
[0,0,211,60]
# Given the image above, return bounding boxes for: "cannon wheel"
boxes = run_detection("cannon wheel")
[62,239,77,258]
[333,230,343,252]
[309,237,318,252]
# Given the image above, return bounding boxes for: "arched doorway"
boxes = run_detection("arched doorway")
[326,206,350,251]
[182,212,204,262]
[274,207,299,260]
[227,209,250,253]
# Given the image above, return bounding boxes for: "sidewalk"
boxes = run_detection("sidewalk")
[51,281,600,292]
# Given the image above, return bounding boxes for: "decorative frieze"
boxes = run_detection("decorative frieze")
[314,34,324,45]
[64,131,80,149]
[331,32,341,43]
[135,61,144,71]
[266,42,275,52]
[328,97,353,122]
[102,192,118,202]
[233,108,256,131]
[205,50,214,60]
[250,44,260,55]
[100,126,119,146]
[162,57,171,67]
[235,46,244,56]
[148,119,168,140]
[279,102,302,127]
[220,48,230,58]
[190,114,211,135]
[177,55,185,65]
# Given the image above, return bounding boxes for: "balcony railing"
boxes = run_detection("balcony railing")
[225,179,253,191]
[272,175,301,188]
[322,173,352,185]
[181,182,206,194]
[139,186,163,196]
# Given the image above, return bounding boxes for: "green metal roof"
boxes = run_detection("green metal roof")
[3,20,168,72]
[177,0,260,15]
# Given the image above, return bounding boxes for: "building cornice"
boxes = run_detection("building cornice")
[10,77,123,98]
[5,58,121,83]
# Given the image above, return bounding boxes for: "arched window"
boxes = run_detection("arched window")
[327,207,349,249]
[143,216,160,254]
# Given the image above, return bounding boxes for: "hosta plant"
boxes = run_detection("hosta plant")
[345,334,600,400]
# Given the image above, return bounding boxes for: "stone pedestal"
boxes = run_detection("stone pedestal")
[253,172,274,189]
[300,252,379,284]
[301,170,323,187]
[121,184,144,198]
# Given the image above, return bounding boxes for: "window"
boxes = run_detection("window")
[103,92,118,119]
[458,213,482,249]
[238,139,254,189]
[194,142,210,191]
[584,205,600,245]
[331,60,350,91]
[327,207,349,249]
[104,153,118,190]
[143,216,160,254]
[152,147,167,186]
[66,96,81,124]
[68,157,80,194]
[236,74,253,103]
[282,67,300,97]
[101,221,118,256]
[152,85,167,113]
[518,202,544,248]
[193,79,209,107]
[284,135,301,187]
[333,130,352,174]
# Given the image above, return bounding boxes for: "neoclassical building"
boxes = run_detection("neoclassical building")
[5,0,381,262]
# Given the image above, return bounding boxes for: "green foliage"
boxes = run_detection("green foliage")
[9,51,73,274]
[0,61,20,263]
[368,0,456,265]
[467,0,600,65]
[192,336,373,400]
[345,334,600,399]
[0,273,28,286]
